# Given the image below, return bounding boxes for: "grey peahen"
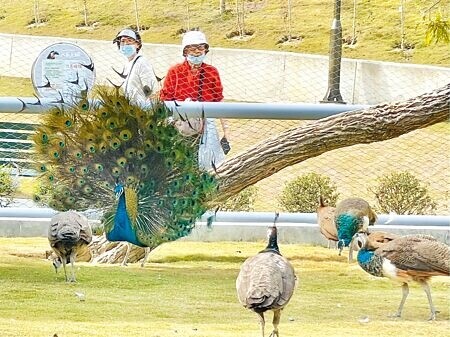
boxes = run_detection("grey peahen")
[48,210,92,282]
[236,213,297,337]
[350,233,450,320]
[334,197,377,255]
[33,88,218,251]
[316,196,338,248]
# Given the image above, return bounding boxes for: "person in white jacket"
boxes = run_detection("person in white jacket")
[113,28,158,104]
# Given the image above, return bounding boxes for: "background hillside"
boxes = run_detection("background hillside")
[0,0,448,66]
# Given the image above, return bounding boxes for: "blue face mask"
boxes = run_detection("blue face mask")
[120,45,136,58]
[187,53,205,65]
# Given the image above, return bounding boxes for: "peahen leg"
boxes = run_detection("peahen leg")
[256,312,265,337]
[61,257,68,282]
[269,309,281,337]
[394,283,409,317]
[69,251,77,282]
[420,280,438,321]
[121,243,132,266]
[140,247,151,268]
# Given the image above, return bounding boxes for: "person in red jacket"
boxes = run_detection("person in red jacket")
[160,30,230,170]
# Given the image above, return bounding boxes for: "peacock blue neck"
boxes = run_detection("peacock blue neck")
[357,248,384,277]
[336,213,360,247]
[106,189,145,247]
[357,249,374,264]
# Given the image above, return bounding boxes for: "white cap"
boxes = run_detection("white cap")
[181,31,209,55]
[113,29,138,43]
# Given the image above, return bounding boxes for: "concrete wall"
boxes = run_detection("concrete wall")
[1,33,449,105]
[1,218,448,246]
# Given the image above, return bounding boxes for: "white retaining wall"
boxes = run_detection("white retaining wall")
[1,33,449,104]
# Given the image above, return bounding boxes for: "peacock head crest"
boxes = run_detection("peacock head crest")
[114,183,124,200]
[348,232,368,262]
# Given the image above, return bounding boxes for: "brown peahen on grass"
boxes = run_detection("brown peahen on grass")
[350,233,450,320]
[48,211,92,282]
[236,213,297,337]
[317,196,338,248]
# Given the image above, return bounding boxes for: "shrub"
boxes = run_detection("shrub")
[279,172,339,212]
[222,186,258,211]
[0,165,16,207]
[370,171,437,215]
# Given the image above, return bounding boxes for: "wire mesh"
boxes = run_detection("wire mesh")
[0,1,448,214]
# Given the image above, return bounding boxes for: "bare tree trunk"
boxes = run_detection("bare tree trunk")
[213,84,450,202]
[287,0,292,40]
[351,0,357,44]
[400,0,405,49]
[34,0,40,24]
[186,0,191,31]
[134,0,140,31]
[88,84,449,263]
[83,0,88,26]
[220,0,226,14]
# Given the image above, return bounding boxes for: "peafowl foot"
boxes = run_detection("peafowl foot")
[428,310,439,321]
[387,311,402,319]
[268,330,279,337]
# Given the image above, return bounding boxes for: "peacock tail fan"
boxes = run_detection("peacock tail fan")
[32,87,218,247]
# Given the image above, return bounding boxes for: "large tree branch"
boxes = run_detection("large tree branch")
[214,83,449,202]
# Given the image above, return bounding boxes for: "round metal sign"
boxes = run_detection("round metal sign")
[31,42,95,101]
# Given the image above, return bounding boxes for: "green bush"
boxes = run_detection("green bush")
[0,165,16,207]
[222,186,258,212]
[278,172,339,212]
[370,171,437,215]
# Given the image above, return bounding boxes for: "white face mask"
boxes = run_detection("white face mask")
[120,45,137,58]
[186,53,205,65]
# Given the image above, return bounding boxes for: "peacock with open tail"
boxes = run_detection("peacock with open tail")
[32,88,218,248]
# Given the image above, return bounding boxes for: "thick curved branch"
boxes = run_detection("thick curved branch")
[214,83,450,202]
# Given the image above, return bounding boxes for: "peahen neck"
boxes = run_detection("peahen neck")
[261,227,280,255]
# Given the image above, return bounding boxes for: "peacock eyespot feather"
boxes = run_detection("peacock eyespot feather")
[76,178,85,187]
[83,185,93,194]
[48,175,54,182]
[68,166,76,173]
[125,147,136,158]
[119,129,132,141]
[111,167,122,177]
[136,150,146,160]
[116,157,127,167]
[64,120,73,127]
[86,143,96,153]
[81,103,89,111]
[94,164,104,172]
[52,151,60,159]
[39,164,47,172]
[109,138,121,150]
[58,140,65,148]
[79,166,89,175]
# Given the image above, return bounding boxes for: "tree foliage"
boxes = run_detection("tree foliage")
[370,171,437,215]
[278,172,339,212]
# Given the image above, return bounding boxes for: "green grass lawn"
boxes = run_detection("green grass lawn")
[0,0,448,66]
[0,238,449,337]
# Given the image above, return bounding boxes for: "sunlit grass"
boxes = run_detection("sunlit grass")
[0,0,448,66]
[0,238,448,337]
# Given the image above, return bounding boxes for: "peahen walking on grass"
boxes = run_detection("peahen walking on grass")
[48,211,92,282]
[334,197,377,255]
[236,213,297,337]
[350,233,450,320]
[33,88,218,250]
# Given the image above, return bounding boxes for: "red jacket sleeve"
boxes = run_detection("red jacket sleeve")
[160,67,176,101]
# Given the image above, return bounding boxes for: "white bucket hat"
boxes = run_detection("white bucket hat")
[181,31,209,55]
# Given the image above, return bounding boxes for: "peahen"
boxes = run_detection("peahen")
[350,233,450,320]
[316,196,338,248]
[48,211,92,282]
[334,197,377,255]
[33,88,218,250]
[236,213,297,337]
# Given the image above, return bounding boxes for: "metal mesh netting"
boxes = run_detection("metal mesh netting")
[0,1,449,214]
